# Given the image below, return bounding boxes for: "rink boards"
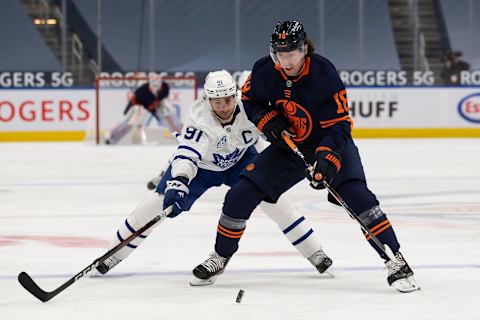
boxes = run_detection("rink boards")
[0,87,479,141]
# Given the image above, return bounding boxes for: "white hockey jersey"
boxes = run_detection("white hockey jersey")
[171,91,259,181]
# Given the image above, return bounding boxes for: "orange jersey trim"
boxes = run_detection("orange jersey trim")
[319,115,351,125]
[293,56,310,82]
[319,115,354,131]
[274,63,288,80]
[315,146,332,152]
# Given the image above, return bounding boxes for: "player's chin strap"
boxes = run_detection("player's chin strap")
[281,132,400,264]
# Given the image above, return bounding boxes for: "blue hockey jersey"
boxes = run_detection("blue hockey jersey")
[241,54,353,153]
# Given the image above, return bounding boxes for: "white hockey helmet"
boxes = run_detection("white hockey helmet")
[148,74,163,92]
[204,70,236,98]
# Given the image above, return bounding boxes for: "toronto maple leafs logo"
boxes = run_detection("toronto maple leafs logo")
[212,148,244,168]
[216,136,227,148]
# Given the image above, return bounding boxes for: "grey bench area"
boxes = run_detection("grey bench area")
[73,0,400,72]
[439,0,480,69]
[0,0,61,71]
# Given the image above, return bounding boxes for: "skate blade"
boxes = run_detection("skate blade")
[189,276,218,286]
[391,277,421,293]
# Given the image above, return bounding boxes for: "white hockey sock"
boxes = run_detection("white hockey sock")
[259,195,323,259]
[108,192,165,260]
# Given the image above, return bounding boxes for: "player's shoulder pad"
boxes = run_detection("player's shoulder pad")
[251,56,275,76]
[309,54,340,77]
[188,97,208,120]
[187,97,220,131]
[309,54,345,91]
[244,56,276,98]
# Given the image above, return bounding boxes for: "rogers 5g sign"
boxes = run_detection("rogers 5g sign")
[0,72,74,88]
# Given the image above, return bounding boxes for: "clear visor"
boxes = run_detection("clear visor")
[269,44,305,64]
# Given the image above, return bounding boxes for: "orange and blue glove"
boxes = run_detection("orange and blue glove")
[309,147,342,189]
[255,110,295,150]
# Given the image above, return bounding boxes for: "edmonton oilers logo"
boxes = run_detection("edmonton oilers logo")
[458,93,480,123]
[276,99,312,142]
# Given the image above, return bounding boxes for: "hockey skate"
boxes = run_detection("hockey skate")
[385,252,420,293]
[92,255,122,276]
[308,249,334,277]
[147,170,165,190]
[190,251,230,286]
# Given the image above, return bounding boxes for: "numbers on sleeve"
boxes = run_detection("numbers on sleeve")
[184,127,203,142]
[333,89,349,114]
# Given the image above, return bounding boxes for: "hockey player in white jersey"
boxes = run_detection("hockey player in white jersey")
[94,70,332,284]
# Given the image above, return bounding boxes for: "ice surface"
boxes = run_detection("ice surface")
[0,139,479,320]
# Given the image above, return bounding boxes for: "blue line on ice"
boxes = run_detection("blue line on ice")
[2,264,478,281]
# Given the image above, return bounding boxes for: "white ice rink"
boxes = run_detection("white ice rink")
[1,139,479,320]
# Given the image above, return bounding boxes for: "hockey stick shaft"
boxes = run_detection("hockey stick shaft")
[282,134,397,262]
[18,206,172,302]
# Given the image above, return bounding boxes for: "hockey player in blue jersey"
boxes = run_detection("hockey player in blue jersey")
[94,70,332,282]
[105,75,182,144]
[193,21,420,293]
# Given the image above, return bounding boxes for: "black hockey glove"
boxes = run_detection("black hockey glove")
[309,148,342,190]
[255,110,295,150]
[163,176,189,217]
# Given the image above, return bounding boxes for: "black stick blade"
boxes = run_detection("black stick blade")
[18,272,51,302]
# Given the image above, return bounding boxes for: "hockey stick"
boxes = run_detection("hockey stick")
[281,133,399,263]
[18,206,173,302]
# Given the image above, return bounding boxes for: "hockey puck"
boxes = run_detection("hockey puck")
[236,289,244,303]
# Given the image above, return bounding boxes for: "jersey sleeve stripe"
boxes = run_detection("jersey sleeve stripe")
[173,155,198,165]
[319,115,354,130]
[177,145,202,160]
[319,115,351,125]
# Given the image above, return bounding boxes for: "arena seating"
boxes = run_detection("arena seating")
[72,0,400,71]
[0,0,61,71]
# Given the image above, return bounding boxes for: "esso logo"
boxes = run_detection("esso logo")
[458,93,480,123]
